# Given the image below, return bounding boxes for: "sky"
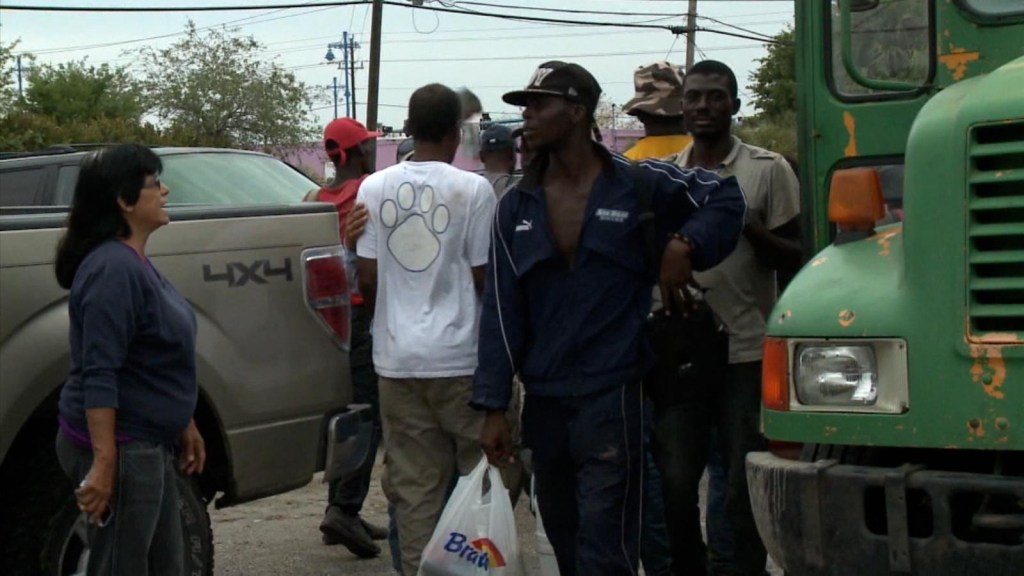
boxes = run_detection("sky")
[0,0,794,133]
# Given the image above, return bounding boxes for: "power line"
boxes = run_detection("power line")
[5,1,789,47]
[0,1,369,13]
[284,43,763,70]
[94,19,792,61]
[22,3,339,55]
[82,19,788,69]
[401,1,789,43]
[451,1,686,18]
[0,1,682,30]
[698,14,781,41]
[405,2,791,44]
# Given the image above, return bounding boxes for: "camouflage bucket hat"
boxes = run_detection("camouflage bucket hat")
[622,61,686,117]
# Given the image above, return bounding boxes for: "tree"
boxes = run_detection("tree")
[0,40,25,117]
[593,96,642,131]
[735,110,798,159]
[747,26,796,119]
[133,22,316,149]
[1,53,166,152]
[24,59,145,124]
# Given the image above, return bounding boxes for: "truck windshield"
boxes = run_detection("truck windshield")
[830,0,931,97]
[160,152,316,205]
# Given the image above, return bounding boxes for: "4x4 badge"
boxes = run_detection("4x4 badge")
[202,258,293,287]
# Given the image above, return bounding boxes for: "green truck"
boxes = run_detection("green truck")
[746,1,1023,574]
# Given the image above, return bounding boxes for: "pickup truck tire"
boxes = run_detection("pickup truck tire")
[38,474,213,576]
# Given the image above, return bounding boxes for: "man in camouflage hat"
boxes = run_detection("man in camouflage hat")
[621,61,695,576]
[622,61,693,160]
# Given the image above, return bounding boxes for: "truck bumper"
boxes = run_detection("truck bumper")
[746,451,1024,576]
[323,403,374,487]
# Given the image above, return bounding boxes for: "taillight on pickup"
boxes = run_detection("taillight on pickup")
[301,246,351,350]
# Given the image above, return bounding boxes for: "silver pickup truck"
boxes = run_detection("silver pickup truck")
[0,147,371,576]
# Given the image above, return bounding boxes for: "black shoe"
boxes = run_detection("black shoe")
[360,517,388,541]
[320,507,381,558]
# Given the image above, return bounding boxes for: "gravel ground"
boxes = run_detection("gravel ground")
[211,455,780,575]
[211,456,542,576]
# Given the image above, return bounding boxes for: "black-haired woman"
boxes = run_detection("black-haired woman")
[53,143,204,575]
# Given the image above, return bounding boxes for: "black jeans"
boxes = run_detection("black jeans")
[523,381,645,576]
[55,432,184,576]
[328,305,382,516]
[653,361,768,576]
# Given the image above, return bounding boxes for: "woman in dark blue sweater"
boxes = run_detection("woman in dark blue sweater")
[54,144,204,576]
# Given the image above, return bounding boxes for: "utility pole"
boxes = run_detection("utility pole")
[365,0,385,168]
[16,55,24,98]
[348,38,358,120]
[342,31,351,117]
[685,0,698,71]
[332,77,339,119]
[326,39,350,117]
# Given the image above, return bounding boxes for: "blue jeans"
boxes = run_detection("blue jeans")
[641,403,673,576]
[55,432,184,576]
[523,381,645,576]
[706,429,736,573]
[328,306,382,516]
[653,362,768,576]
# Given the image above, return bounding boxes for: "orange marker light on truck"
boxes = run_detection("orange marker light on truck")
[828,168,885,232]
[763,337,790,411]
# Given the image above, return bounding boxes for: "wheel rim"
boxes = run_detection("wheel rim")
[58,513,90,576]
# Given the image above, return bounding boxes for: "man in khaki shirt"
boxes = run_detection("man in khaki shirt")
[657,60,802,576]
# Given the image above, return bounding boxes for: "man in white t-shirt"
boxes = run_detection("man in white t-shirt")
[355,83,497,576]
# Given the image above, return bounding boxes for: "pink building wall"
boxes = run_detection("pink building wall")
[279,128,645,183]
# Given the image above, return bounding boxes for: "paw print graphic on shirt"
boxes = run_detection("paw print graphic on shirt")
[380,182,450,272]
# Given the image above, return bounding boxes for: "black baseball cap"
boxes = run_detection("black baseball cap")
[502,61,602,114]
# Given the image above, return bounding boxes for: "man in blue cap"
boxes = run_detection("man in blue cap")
[479,123,519,198]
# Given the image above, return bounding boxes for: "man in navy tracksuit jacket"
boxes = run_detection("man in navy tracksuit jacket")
[472,61,746,576]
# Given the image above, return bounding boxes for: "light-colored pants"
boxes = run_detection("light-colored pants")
[379,376,484,576]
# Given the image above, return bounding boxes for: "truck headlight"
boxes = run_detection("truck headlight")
[787,339,909,414]
[795,345,877,405]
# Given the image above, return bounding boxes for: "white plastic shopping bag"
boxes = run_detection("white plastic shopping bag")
[418,456,523,576]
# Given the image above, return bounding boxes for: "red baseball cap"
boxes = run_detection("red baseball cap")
[324,118,381,159]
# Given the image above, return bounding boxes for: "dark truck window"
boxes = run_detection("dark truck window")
[0,167,45,206]
[160,152,316,205]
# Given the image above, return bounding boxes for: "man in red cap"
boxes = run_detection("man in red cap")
[309,117,380,224]
[310,117,389,559]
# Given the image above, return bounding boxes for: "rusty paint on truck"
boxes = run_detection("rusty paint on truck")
[970,345,1007,400]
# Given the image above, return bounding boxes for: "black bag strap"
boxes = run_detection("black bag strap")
[631,161,659,273]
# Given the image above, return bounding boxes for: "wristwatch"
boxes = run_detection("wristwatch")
[669,233,693,251]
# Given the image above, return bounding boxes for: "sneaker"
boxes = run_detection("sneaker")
[360,517,388,541]
[319,507,381,558]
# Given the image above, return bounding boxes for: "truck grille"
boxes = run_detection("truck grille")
[967,121,1024,339]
